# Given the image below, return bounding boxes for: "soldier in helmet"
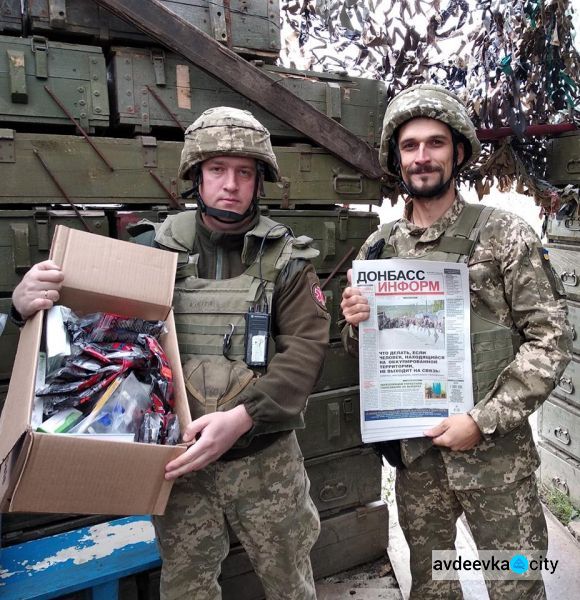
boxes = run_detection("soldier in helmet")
[10,107,329,600]
[340,84,571,599]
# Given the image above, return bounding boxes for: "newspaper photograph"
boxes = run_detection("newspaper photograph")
[352,259,473,442]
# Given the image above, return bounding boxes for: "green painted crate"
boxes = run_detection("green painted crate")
[546,131,580,185]
[320,272,348,340]
[28,0,281,56]
[264,208,379,275]
[0,0,21,34]
[0,297,19,381]
[0,35,108,131]
[539,441,580,510]
[0,132,382,207]
[297,386,362,459]
[306,447,382,515]
[109,46,387,144]
[0,209,109,293]
[539,395,580,462]
[314,341,359,393]
[552,356,580,410]
[545,243,580,303]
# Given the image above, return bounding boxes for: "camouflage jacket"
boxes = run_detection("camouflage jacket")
[345,194,572,489]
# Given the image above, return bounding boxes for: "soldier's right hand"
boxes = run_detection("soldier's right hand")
[340,268,370,326]
[12,260,64,320]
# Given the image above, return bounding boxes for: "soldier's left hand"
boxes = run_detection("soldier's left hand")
[164,405,253,479]
[424,414,483,451]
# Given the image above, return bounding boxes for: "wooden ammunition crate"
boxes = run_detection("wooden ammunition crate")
[0,209,108,293]
[545,244,580,303]
[314,341,359,393]
[0,0,21,34]
[306,447,382,516]
[539,395,580,462]
[297,386,362,459]
[539,441,580,509]
[546,131,580,185]
[28,0,281,57]
[0,132,382,207]
[109,46,387,144]
[0,298,19,381]
[0,35,108,131]
[552,357,580,410]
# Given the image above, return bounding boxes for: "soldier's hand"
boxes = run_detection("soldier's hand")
[341,269,370,326]
[12,260,64,320]
[164,405,253,479]
[424,414,483,451]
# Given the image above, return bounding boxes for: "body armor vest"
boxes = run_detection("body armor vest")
[153,211,318,420]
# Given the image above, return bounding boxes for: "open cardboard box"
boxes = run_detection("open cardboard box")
[0,226,190,515]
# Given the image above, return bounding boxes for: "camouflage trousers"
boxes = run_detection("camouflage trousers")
[153,431,320,600]
[396,448,547,600]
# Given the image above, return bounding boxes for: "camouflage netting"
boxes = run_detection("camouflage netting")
[280,0,579,210]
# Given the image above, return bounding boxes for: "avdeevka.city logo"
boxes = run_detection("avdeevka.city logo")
[509,554,529,575]
[432,550,558,581]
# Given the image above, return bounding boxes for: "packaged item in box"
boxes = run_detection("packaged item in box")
[37,408,83,433]
[35,308,179,445]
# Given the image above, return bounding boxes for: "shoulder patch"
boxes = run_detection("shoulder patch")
[311,281,327,311]
[536,246,566,299]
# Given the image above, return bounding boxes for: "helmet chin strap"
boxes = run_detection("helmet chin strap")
[196,195,256,223]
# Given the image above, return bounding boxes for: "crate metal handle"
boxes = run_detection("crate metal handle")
[553,426,571,445]
[557,376,574,395]
[327,401,340,440]
[319,482,348,503]
[551,476,569,495]
[560,271,578,287]
[10,223,31,273]
[572,324,577,341]
[564,218,580,232]
[7,50,27,104]
[333,173,363,195]
[31,36,48,80]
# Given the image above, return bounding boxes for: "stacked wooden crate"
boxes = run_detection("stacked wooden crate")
[538,131,580,510]
[0,1,389,597]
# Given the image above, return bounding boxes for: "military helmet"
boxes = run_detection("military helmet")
[379,84,481,177]
[178,106,280,182]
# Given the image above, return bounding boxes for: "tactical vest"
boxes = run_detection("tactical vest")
[370,203,524,465]
[372,203,522,404]
[152,211,318,418]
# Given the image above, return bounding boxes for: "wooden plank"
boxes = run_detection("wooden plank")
[93,0,383,180]
[0,516,160,599]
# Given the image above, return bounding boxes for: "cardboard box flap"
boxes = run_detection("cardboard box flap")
[50,225,177,320]
[0,312,42,466]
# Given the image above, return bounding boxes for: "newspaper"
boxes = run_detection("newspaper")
[353,259,473,442]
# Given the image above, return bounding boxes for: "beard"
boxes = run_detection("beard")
[402,166,449,200]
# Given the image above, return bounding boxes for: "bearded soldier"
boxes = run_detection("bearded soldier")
[11,107,329,599]
[340,85,571,600]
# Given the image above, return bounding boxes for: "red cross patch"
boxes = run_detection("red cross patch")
[311,283,327,310]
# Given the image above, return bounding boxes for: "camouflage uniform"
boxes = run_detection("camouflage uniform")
[344,85,572,600]
[141,107,329,600]
[155,431,320,599]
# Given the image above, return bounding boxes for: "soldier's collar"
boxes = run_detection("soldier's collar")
[401,194,465,242]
